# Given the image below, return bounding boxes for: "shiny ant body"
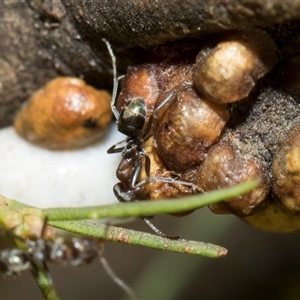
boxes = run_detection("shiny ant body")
[0,225,136,299]
[102,39,201,237]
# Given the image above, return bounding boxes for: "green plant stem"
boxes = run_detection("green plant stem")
[45,180,258,221]
[48,220,227,258]
[14,239,60,300]
[31,262,60,300]
[0,181,257,227]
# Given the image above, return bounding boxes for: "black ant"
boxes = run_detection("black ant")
[102,39,201,237]
[0,224,136,299]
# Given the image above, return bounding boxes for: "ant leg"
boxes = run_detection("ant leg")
[144,153,151,178]
[142,89,177,141]
[128,152,151,188]
[121,162,181,239]
[102,38,120,120]
[142,217,181,240]
[154,88,177,112]
[130,157,200,239]
[118,75,125,81]
[107,138,128,154]
[135,175,203,194]
[99,256,137,300]
[130,162,142,188]
[129,151,157,187]
[149,176,204,193]
[138,174,200,238]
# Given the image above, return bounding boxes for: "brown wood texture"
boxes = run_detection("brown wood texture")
[0,0,300,127]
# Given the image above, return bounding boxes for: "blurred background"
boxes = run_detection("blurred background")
[1,206,299,299]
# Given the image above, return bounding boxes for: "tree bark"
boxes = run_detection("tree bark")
[0,0,300,127]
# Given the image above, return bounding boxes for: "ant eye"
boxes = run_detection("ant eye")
[83,118,98,128]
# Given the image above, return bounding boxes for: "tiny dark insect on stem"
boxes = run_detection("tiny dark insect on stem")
[0,221,136,300]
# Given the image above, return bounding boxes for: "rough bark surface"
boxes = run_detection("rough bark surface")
[1,0,300,127]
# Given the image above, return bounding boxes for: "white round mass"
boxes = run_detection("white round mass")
[0,123,123,208]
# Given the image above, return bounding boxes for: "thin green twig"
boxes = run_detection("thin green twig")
[31,262,60,300]
[48,220,227,258]
[44,180,258,221]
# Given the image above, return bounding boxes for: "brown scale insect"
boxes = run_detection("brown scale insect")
[14,77,112,149]
[192,28,277,104]
[154,83,229,173]
[195,143,269,217]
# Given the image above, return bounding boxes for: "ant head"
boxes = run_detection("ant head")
[113,181,147,202]
[118,97,146,138]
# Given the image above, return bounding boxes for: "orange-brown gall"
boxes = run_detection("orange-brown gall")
[244,202,300,233]
[192,29,277,103]
[14,77,112,149]
[196,143,269,216]
[116,62,195,120]
[272,122,300,214]
[116,64,160,118]
[155,83,229,172]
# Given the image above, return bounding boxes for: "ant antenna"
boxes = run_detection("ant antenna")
[142,218,180,240]
[99,256,137,300]
[102,38,120,120]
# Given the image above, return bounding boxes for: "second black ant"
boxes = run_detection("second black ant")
[0,223,136,299]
